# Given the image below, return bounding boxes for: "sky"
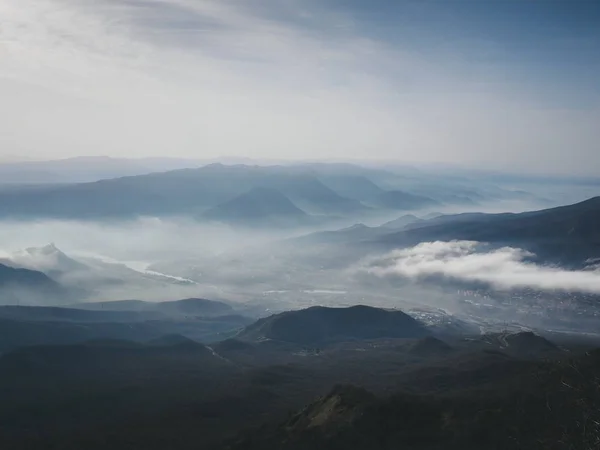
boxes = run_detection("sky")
[0,0,599,174]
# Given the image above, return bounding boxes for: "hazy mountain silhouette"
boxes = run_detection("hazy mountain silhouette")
[292,223,390,245]
[203,187,309,225]
[319,174,386,201]
[0,164,367,219]
[380,214,423,230]
[0,263,71,305]
[6,243,89,276]
[371,190,439,210]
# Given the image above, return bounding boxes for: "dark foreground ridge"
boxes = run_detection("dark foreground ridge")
[0,303,597,450]
[228,350,600,450]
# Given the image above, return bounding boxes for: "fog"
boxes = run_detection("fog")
[1,205,599,336]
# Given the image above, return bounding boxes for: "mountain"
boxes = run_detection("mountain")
[72,298,235,317]
[237,305,429,345]
[319,174,386,201]
[370,190,439,210]
[202,187,309,225]
[380,214,423,230]
[475,331,559,358]
[0,264,70,305]
[292,223,390,245]
[7,243,89,275]
[0,308,252,353]
[379,196,600,266]
[0,164,365,219]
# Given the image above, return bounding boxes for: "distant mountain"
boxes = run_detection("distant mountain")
[237,305,429,345]
[379,196,600,266]
[319,174,386,201]
[380,214,423,230]
[0,156,203,184]
[7,243,89,275]
[0,164,365,219]
[0,263,70,305]
[72,298,235,317]
[292,223,391,246]
[0,307,251,352]
[202,187,309,226]
[370,190,440,210]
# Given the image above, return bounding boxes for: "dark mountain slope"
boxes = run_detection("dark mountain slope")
[228,350,600,450]
[237,305,429,345]
[0,310,251,352]
[378,196,600,266]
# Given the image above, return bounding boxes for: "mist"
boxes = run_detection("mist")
[362,240,600,294]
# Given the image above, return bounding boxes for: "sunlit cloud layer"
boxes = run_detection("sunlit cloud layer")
[363,240,600,294]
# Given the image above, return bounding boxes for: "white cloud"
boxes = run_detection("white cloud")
[0,0,598,173]
[363,240,600,294]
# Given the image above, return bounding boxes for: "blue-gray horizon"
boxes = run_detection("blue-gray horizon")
[1,0,599,174]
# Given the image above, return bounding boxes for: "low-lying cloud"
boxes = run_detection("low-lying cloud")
[363,240,600,294]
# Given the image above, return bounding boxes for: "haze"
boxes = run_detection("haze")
[1,0,600,174]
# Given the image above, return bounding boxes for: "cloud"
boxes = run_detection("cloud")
[362,240,600,294]
[0,0,599,173]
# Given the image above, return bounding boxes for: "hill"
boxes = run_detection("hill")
[237,305,429,345]
[380,214,423,230]
[319,174,386,201]
[0,301,251,352]
[202,187,309,225]
[291,223,390,245]
[228,350,600,450]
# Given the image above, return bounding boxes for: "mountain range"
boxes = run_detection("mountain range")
[290,196,600,268]
[0,162,550,224]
